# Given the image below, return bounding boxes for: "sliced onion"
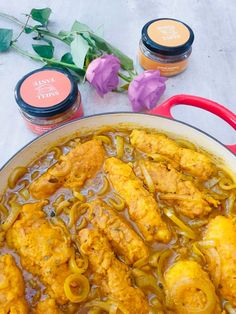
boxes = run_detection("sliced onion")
[176,139,196,150]
[19,188,30,201]
[48,146,62,159]
[157,249,172,286]
[50,160,71,177]
[226,193,236,215]
[132,268,163,298]
[218,166,236,184]
[97,177,110,196]
[107,194,125,211]
[94,135,112,145]
[219,178,236,190]
[116,135,124,159]
[149,251,163,268]
[204,247,221,288]
[51,217,70,237]
[139,161,155,193]
[56,200,71,216]
[8,167,27,189]
[198,240,216,249]
[68,201,88,228]
[192,242,206,263]
[64,273,90,303]
[69,250,88,274]
[224,301,236,314]
[204,177,220,189]
[85,299,129,314]
[76,217,88,231]
[171,277,217,314]
[164,208,196,239]
[133,256,149,269]
[73,190,86,202]
[2,203,21,231]
[0,203,8,216]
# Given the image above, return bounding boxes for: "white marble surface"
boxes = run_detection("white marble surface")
[0,0,235,167]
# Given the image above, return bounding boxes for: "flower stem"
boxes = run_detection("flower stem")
[0,12,25,27]
[118,72,132,82]
[11,43,85,74]
[0,12,70,44]
[12,14,31,42]
[128,69,137,78]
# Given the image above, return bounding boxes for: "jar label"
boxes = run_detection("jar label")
[147,19,190,47]
[20,70,72,108]
[24,103,84,134]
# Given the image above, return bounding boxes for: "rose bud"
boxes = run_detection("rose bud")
[86,54,121,97]
[128,70,167,112]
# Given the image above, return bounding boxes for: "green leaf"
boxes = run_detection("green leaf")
[71,20,92,33]
[61,52,75,64]
[24,27,33,34]
[58,30,74,45]
[60,53,86,77]
[90,33,134,70]
[30,8,52,26]
[58,30,70,40]
[81,33,96,49]
[32,44,54,58]
[0,28,13,52]
[70,34,89,69]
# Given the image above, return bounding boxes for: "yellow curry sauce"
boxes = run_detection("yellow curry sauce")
[0,127,235,314]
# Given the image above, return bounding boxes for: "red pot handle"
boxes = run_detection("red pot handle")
[149,94,236,154]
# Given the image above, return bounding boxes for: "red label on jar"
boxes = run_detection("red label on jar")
[20,70,72,108]
[24,103,84,135]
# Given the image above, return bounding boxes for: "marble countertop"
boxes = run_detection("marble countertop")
[0,0,235,167]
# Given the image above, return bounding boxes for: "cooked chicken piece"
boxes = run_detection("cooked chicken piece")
[30,139,105,199]
[0,254,28,314]
[204,216,236,307]
[130,129,214,180]
[34,298,61,314]
[87,199,149,264]
[6,202,73,304]
[104,157,171,243]
[79,228,149,314]
[165,260,221,314]
[135,160,218,218]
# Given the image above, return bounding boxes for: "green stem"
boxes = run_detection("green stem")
[0,12,69,44]
[11,43,84,73]
[128,69,137,78]
[118,72,132,82]
[0,12,25,27]
[37,29,67,42]
[13,14,31,42]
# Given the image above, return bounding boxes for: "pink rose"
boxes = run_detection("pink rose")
[128,71,167,112]
[86,54,121,96]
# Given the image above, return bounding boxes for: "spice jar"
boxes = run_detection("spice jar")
[15,67,83,134]
[139,18,194,76]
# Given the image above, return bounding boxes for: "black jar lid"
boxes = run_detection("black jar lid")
[15,67,79,117]
[141,18,194,56]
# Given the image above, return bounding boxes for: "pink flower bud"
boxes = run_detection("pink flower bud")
[128,71,167,112]
[86,54,121,97]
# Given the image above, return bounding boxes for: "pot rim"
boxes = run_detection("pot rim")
[1,111,235,172]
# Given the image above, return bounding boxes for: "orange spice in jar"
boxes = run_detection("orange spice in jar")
[139,18,194,76]
[15,67,83,134]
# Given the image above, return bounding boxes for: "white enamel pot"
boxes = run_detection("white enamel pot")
[0,94,236,194]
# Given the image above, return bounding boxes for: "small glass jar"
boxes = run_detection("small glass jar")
[139,18,194,76]
[15,67,83,134]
